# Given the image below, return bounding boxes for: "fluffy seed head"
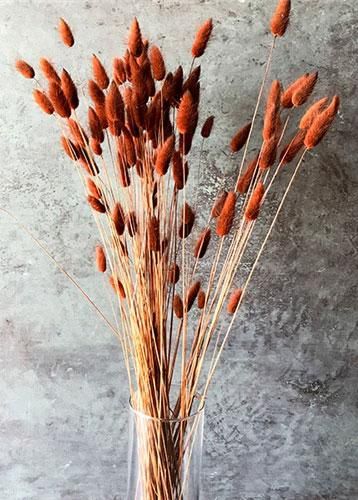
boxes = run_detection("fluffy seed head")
[60,136,79,160]
[172,151,189,190]
[113,58,126,85]
[216,191,236,237]
[259,136,278,169]
[186,281,201,311]
[128,18,143,57]
[270,0,291,37]
[58,18,74,47]
[88,107,104,143]
[194,228,211,259]
[177,91,196,134]
[95,245,106,272]
[230,122,252,153]
[201,115,215,138]
[88,79,105,105]
[109,275,126,299]
[39,58,60,83]
[155,135,175,175]
[87,195,106,213]
[92,54,109,89]
[112,202,125,235]
[263,80,281,140]
[304,95,340,149]
[67,118,88,147]
[173,294,184,319]
[61,69,79,109]
[299,97,329,130]
[191,18,213,58]
[15,60,35,79]
[33,90,54,114]
[148,216,160,251]
[245,181,265,221]
[281,73,309,108]
[48,81,71,118]
[227,288,243,314]
[149,45,166,81]
[86,178,101,199]
[106,81,125,124]
[211,191,228,218]
[197,289,206,309]
[90,138,102,156]
[168,263,180,284]
[235,155,259,194]
[292,72,318,107]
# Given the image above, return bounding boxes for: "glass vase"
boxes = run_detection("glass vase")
[127,395,205,500]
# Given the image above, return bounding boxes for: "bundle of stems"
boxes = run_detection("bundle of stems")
[14,1,339,498]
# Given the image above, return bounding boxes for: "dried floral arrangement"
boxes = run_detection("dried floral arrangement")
[13,0,340,498]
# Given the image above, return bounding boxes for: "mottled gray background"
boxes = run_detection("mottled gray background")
[0,0,357,499]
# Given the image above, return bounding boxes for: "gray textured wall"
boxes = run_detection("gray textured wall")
[0,0,357,499]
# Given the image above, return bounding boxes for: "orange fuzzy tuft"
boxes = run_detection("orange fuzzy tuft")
[88,79,105,106]
[149,45,166,81]
[106,81,125,124]
[235,155,259,194]
[61,69,79,109]
[67,118,88,147]
[122,126,137,166]
[292,72,318,107]
[112,202,125,236]
[148,216,160,251]
[281,73,309,108]
[201,115,215,138]
[58,18,74,47]
[194,228,211,259]
[280,130,306,164]
[15,60,35,79]
[263,80,281,140]
[191,18,213,58]
[299,97,328,130]
[211,191,228,218]
[39,58,60,83]
[245,181,265,221]
[33,90,54,114]
[109,275,126,299]
[155,135,175,175]
[197,289,206,309]
[227,288,242,314]
[87,195,106,213]
[95,245,106,272]
[304,96,340,149]
[128,18,143,57]
[88,107,104,143]
[172,151,189,190]
[60,136,79,160]
[186,281,201,311]
[90,138,102,156]
[216,191,236,237]
[270,0,291,37]
[230,123,252,153]
[86,178,101,199]
[177,91,196,135]
[168,263,180,284]
[92,54,109,90]
[48,82,71,118]
[259,136,278,169]
[173,294,184,319]
[113,58,126,85]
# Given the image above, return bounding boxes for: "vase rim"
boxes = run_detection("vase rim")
[128,393,205,423]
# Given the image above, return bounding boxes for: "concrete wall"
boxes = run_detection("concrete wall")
[0,0,357,498]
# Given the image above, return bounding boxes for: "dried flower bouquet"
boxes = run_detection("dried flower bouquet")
[12,0,340,498]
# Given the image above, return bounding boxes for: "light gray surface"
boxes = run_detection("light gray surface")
[0,0,357,499]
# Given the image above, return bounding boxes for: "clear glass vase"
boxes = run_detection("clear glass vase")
[127,395,205,500]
